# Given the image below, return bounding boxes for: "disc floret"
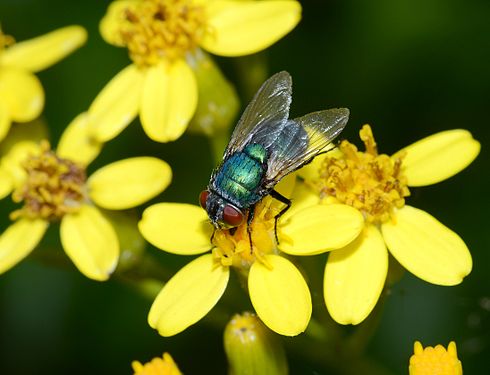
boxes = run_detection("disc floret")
[117,0,206,66]
[11,141,87,221]
[318,125,410,224]
[212,198,278,269]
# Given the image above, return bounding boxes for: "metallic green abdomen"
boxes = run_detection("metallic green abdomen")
[212,144,267,208]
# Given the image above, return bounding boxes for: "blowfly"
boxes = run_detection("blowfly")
[200,71,349,231]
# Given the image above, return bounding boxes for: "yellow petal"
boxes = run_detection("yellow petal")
[201,0,301,56]
[0,100,11,142]
[140,61,197,142]
[381,205,472,286]
[0,218,48,274]
[60,205,119,281]
[88,157,171,210]
[138,203,213,255]
[148,254,229,336]
[0,141,40,188]
[99,0,138,46]
[274,172,296,199]
[324,225,388,325]
[57,112,102,166]
[249,254,311,336]
[397,129,480,186]
[0,67,44,122]
[296,153,327,182]
[1,26,87,73]
[88,64,143,142]
[0,118,47,155]
[0,166,13,199]
[280,180,320,222]
[279,204,364,255]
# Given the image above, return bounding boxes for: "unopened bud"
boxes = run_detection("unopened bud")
[103,210,145,272]
[187,49,240,136]
[224,312,288,375]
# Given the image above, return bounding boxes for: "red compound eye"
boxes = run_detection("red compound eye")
[199,190,209,208]
[223,205,244,227]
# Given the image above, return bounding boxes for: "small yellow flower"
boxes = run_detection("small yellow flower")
[88,0,302,143]
[132,352,182,375]
[409,341,462,375]
[0,25,86,141]
[297,125,480,325]
[0,113,172,280]
[138,177,364,336]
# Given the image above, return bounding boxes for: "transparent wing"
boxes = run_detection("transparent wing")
[263,108,350,188]
[223,71,292,158]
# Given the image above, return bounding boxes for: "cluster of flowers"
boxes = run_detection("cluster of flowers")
[0,0,479,373]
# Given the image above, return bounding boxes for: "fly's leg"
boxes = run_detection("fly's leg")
[246,206,255,254]
[269,189,291,244]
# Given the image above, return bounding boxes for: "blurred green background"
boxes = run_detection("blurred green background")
[0,0,489,373]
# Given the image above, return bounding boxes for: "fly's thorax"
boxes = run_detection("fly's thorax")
[243,143,267,164]
[10,141,88,221]
[211,197,279,270]
[316,125,410,224]
[110,0,206,66]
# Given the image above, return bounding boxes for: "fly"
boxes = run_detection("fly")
[200,71,349,233]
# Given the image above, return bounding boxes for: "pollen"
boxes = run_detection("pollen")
[11,141,87,221]
[409,341,462,375]
[317,125,410,224]
[117,0,206,66]
[212,198,279,269]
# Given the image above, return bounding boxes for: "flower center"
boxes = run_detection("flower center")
[11,141,87,221]
[317,125,410,224]
[118,0,206,66]
[212,197,279,269]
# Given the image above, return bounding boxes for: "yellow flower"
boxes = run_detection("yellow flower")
[297,125,480,325]
[409,341,462,375]
[132,352,182,375]
[0,25,86,141]
[89,0,301,142]
[0,113,172,280]
[138,176,364,336]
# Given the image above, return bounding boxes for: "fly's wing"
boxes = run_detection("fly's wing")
[264,108,350,188]
[223,71,292,159]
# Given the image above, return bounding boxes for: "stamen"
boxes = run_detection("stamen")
[317,125,410,224]
[212,198,280,269]
[11,141,87,221]
[116,0,206,66]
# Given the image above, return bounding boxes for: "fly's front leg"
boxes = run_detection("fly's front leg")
[246,205,255,254]
[269,189,292,244]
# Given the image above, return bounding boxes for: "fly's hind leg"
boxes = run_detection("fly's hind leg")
[269,189,292,244]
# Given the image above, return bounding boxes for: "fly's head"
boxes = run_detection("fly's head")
[199,190,245,229]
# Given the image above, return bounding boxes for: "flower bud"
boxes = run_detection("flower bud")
[102,210,145,272]
[224,312,288,375]
[186,49,240,136]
